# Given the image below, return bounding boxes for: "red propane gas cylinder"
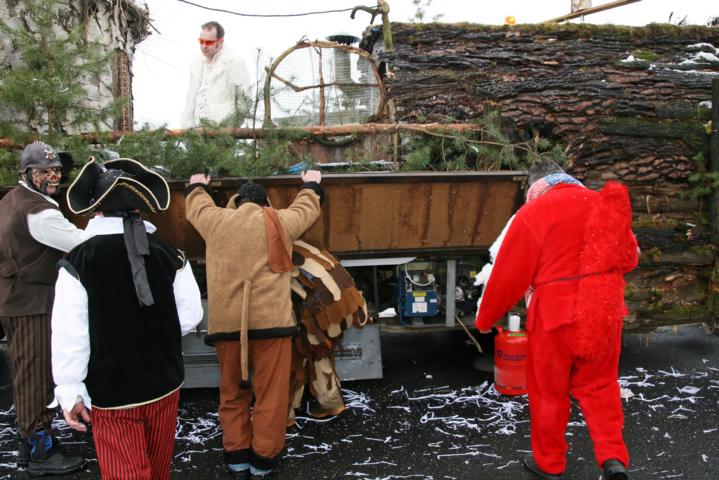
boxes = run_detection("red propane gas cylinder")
[494,323,528,396]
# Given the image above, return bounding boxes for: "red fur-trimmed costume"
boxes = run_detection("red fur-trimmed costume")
[475,180,638,476]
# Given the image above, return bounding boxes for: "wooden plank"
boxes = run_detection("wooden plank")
[1,172,523,259]
[710,78,719,244]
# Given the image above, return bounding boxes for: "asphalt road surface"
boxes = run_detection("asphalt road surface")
[1,324,718,479]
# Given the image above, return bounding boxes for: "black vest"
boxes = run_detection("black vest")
[64,234,185,408]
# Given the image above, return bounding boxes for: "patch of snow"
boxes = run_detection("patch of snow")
[686,42,719,54]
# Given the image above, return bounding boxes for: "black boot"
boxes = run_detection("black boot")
[27,430,85,477]
[601,459,629,480]
[17,436,30,470]
[523,454,564,480]
[17,432,62,470]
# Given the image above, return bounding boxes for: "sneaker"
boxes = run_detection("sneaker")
[309,404,346,419]
[250,465,273,477]
[600,459,629,480]
[228,468,250,480]
[523,454,564,480]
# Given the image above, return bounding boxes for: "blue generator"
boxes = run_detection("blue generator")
[398,262,439,325]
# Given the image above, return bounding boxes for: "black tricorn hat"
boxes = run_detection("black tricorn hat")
[67,158,170,215]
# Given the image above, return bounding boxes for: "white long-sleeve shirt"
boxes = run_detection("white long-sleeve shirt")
[19,181,87,252]
[50,216,204,411]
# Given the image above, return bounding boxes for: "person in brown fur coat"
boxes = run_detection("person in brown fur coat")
[185,170,323,479]
[287,240,370,427]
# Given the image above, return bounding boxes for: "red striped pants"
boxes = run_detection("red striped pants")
[91,389,180,480]
[0,314,55,438]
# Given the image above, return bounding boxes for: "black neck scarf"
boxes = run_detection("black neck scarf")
[121,211,155,307]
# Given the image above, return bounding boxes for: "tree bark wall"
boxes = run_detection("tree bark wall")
[0,0,149,132]
[369,23,719,330]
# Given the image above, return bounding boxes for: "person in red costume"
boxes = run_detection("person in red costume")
[475,159,638,480]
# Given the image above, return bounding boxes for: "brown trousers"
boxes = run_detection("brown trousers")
[0,314,55,438]
[216,337,291,464]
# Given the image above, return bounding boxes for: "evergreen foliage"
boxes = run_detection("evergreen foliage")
[0,150,17,187]
[409,0,444,23]
[401,112,567,172]
[0,123,570,187]
[0,0,122,135]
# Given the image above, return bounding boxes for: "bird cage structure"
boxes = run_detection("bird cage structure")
[263,40,385,127]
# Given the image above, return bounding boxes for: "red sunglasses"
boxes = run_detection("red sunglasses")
[198,38,220,47]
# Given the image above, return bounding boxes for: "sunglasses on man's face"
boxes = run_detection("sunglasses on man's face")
[198,38,219,47]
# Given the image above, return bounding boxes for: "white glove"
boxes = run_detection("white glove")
[474,263,493,287]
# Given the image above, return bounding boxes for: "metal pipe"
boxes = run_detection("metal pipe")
[544,0,641,23]
[445,259,456,328]
[373,265,380,317]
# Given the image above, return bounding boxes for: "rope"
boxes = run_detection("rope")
[117,182,158,213]
[176,0,356,18]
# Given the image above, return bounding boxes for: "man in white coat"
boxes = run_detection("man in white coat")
[181,21,251,128]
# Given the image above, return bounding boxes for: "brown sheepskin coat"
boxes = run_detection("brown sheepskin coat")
[185,186,321,342]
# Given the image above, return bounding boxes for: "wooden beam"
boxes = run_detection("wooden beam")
[710,78,719,245]
[544,0,642,23]
[0,139,21,150]
[0,123,489,150]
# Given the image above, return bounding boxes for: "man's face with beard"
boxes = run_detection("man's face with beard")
[30,166,62,196]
